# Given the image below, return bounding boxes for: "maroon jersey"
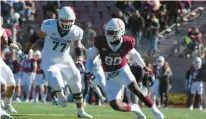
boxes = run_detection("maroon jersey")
[94,35,135,72]
[189,66,201,81]
[13,60,20,73]
[36,59,44,74]
[22,58,37,72]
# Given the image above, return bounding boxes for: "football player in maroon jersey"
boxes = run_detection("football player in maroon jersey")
[21,49,37,103]
[86,18,164,119]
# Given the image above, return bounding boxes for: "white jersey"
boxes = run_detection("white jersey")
[41,19,83,62]
[93,55,101,69]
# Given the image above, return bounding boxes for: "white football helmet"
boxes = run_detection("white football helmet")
[28,49,33,59]
[105,18,125,42]
[156,56,165,68]
[34,50,41,59]
[193,57,202,69]
[58,6,75,31]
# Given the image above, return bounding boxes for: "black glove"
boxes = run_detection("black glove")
[85,72,95,81]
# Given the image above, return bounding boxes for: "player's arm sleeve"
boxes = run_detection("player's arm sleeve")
[128,48,145,68]
[85,46,99,73]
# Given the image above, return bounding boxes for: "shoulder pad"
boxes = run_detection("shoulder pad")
[72,25,83,40]
[41,19,56,33]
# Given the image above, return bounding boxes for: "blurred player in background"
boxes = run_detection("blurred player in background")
[33,50,47,103]
[21,49,37,102]
[17,6,92,118]
[86,18,164,119]
[188,57,203,110]
[86,48,106,106]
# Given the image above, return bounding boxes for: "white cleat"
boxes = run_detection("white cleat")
[78,112,93,118]
[4,104,17,113]
[25,99,29,103]
[133,104,146,119]
[0,108,13,119]
[100,97,106,104]
[56,90,67,107]
[152,109,164,119]
[189,105,193,111]
[199,105,203,111]
[16,97,21,103]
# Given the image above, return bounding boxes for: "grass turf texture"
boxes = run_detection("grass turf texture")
[10,102,206,119]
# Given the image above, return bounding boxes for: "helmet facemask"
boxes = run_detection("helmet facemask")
[105,30,121,42]
[58,19,75,31]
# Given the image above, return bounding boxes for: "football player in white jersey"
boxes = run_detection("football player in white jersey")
[17,6,92,118]
[86,47,106,105]
[0,16,21,118]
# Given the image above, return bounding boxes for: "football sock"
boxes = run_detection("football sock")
[77,107,85,114]
[35,92,39,102]
[4,97,12,105]
[93,86,103,98]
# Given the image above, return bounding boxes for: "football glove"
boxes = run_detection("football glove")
[17,52,28,63]
[143,66,153,76]
[10,42,22,51]
[85,72,94,81]
[75,61,85,73]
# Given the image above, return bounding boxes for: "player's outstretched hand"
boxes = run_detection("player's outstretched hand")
[75,61,85,73]
[10,42,22,51]
[17,52,28,64]
[143,66,153,76]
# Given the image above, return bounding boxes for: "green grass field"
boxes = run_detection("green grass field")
[10,102,206,119]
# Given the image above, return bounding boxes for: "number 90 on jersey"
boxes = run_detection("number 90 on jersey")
[105,56,121,65]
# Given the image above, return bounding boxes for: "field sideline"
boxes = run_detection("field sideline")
[10,102,206,119]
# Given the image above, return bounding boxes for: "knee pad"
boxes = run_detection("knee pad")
[73,93,83,103]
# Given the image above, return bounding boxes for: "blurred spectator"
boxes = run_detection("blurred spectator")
[82,22,97,49]
[158,4,168,31]
[141,1,153,38]
[20,0,36,40]
[111,10,126,24]
[123,1,136,15]
[42,1,60,19]
[189,26,203,44]
[185,26,203,54]
[158,61,172,108]
[165,1,182,25]
[147,13,160,56]
[13,0,25,13]
[183,0,192,12]
[5,8,20,41]
[133,1,143,11]
[128,10,145,51]
[1,0,12,18]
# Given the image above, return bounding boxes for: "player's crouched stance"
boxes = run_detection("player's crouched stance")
[17,7,92,118]
[86,18,164,119]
